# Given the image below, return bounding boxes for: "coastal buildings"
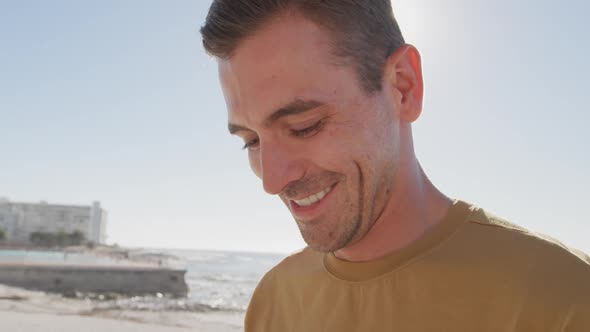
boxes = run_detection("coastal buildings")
[0,198,107,245]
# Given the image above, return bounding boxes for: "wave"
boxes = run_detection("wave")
[92,295,245,313]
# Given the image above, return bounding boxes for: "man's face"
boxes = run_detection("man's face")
[219,14,403,252]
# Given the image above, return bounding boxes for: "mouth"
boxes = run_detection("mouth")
[290,185,334,208]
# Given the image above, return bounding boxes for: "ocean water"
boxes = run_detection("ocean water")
[167,249,286,312]
[0,248,287,314]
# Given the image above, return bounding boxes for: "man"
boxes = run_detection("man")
[200,1,590,331]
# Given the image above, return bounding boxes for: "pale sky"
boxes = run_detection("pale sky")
[1,0,588,254]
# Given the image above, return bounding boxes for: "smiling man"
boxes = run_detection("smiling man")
[200,1,590,331]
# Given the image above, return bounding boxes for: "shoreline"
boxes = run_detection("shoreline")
[0,284,244,332]
[0,310,244,332]
[0,248,269,330]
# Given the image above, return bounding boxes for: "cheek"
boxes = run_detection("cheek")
[321,126,368,163]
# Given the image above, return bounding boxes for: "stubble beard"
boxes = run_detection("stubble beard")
[296,162,366,253]
[296,206,362,253]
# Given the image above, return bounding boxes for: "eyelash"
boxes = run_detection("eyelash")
[242,138,259,150]
[241,120,326,150]
[290,120,325,138]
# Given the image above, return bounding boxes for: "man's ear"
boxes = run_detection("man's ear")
[383,44,424,123]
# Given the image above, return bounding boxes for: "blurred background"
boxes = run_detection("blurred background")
[0,0,588,259]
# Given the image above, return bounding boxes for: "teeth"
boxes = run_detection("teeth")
[294,187,332,207]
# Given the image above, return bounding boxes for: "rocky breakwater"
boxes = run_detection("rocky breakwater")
[0,263,188,297]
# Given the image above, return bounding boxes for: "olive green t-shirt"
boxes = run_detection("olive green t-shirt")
[245,200,590,331]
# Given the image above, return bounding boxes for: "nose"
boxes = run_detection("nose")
[255,140,304,195]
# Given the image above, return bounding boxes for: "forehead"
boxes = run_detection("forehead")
[218,13,352,127]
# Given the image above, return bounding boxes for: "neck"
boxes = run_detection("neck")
[334,157,452,262]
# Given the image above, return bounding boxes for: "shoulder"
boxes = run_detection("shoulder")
[244,247,325,330]
[466,205,589,266]
[246,247,326,306]
[457,203,590,298]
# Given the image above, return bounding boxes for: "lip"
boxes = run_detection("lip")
[288,183,338,221]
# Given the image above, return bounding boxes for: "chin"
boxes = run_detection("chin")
[298,224,353,253]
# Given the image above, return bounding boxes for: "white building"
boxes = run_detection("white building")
[0,198,107,245]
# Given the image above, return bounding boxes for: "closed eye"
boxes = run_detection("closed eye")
[242,138,260,150]
[291,120,325,138]
[241,120,325,150]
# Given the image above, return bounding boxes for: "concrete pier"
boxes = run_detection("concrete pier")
[0,264,188,296]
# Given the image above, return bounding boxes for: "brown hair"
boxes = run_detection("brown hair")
[200,0,405,93]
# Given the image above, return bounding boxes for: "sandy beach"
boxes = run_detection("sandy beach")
[0,310,244,332]
[1,311,192,332]
[1,310,245,332]
[0,285,244,332]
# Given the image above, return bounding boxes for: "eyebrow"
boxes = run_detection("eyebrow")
[228,99,324,134]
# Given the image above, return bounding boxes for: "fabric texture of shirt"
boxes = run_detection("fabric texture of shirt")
[245,200,590,331]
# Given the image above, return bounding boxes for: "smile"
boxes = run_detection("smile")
[293,186,333,207]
